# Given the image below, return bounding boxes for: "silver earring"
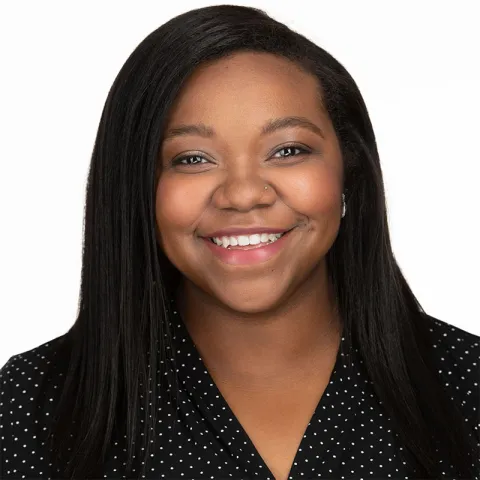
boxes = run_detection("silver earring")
[341,193,346,218]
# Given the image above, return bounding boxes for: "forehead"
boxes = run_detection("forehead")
[166,52,327,127]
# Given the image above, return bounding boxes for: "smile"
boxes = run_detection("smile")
[210,232,285,249]
[202,228,295,266]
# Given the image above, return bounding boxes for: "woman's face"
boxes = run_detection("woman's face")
[156,52,344,313]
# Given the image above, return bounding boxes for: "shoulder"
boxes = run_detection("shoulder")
[421,313,479,365]
[420,313,479,433]
[0,333,68,385]
[0,336,67,478]
[0,333,69,424]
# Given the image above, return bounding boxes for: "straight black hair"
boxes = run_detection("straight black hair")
[42,4,478,479]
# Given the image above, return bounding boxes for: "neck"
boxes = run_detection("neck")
[176,262,342,387]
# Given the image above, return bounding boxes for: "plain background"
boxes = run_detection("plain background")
[0,1,479,367]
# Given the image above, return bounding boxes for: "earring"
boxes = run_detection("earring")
[341,193,347,218]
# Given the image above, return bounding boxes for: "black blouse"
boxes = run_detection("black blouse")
[1,301,479,479]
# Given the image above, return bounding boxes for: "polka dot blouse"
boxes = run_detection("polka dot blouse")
[1,304,479,479]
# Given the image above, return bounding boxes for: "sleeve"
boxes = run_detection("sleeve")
[0,356,16,478]
[426,317,480,476]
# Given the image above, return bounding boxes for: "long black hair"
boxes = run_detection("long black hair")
[42,4,478,478]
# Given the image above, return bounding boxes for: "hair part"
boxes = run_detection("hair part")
[42,5,477,478]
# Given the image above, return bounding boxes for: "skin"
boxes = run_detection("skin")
[155,51,345,480]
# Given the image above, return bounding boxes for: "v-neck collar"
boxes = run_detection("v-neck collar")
[166,297,359,479]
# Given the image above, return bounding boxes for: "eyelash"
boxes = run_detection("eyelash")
[171,143,311,167]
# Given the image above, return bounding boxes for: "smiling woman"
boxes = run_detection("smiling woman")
[0,4,479,480]
[156,54,344,315]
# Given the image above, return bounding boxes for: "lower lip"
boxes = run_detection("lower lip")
[201,230,294,266]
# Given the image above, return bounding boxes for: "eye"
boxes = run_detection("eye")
[271,144,311,159]
[171,153,210,166]
[170,143,311,168]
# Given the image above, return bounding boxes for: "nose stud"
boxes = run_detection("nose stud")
[264,185,268,190]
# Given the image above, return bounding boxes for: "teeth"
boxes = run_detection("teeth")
[211,232,284,248]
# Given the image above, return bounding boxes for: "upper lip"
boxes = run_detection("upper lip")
[202,226,294,238]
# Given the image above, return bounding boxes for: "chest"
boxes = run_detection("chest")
[217,377,331,480]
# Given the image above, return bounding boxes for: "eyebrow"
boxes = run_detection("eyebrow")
[163,116,325,141]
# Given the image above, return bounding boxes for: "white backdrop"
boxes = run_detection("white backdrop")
[0,1,479,367]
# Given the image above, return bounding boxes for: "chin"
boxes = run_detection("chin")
[211,281,290,315]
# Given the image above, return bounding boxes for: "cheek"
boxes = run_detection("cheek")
[284,163,342,218]
[155,175,203,233]
[155,176,203,267]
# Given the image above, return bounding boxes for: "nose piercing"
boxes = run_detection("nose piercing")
[264,185,268,190]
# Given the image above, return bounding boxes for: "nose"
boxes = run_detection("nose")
[212,169,273,212]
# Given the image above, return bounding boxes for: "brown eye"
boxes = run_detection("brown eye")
[271,144,311,159]
[171,154,210,166]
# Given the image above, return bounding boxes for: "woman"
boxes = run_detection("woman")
[1,5,478,480]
